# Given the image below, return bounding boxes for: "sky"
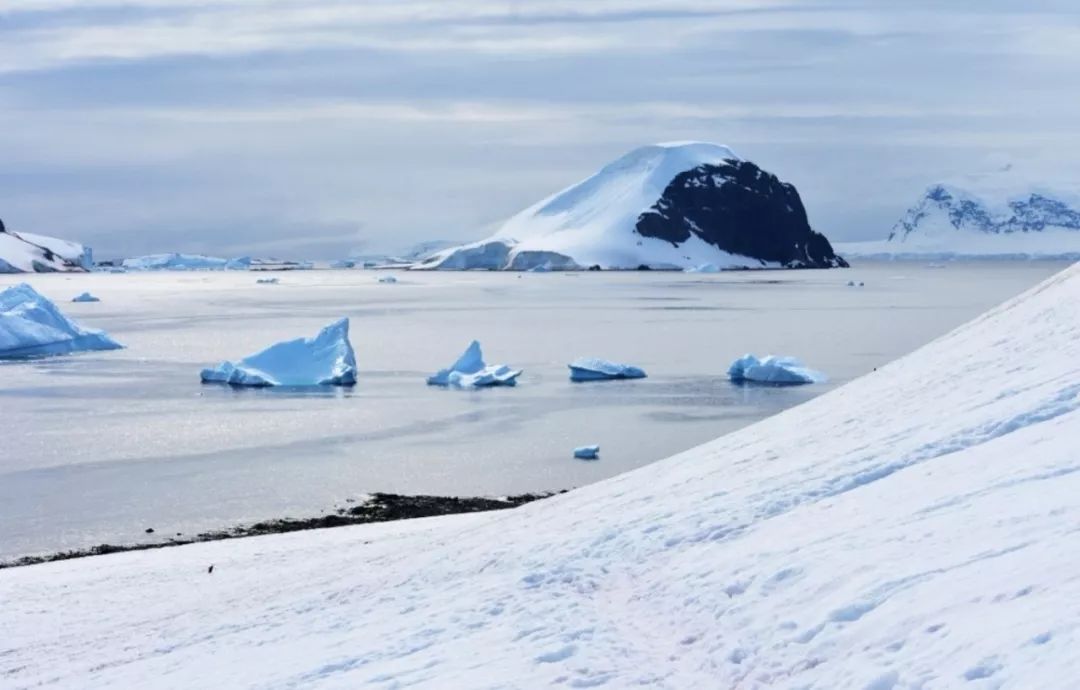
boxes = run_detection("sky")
[1,0,1079,260]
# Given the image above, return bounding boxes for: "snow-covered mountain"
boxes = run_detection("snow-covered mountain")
[838,170,1080,259]
[419,142,847,271]
[6,265,1080,688]
[0,219,93,273]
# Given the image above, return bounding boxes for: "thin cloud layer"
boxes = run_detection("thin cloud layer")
[1,0,1077,258]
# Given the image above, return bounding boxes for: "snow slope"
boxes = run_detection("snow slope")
[0,229,92,273]
[839,169,1080,259]
[419,142,832,270]
[5,265,1080,688]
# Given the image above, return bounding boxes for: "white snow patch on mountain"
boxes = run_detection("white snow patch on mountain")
[5,264,1080,687]
[0,229,92,273]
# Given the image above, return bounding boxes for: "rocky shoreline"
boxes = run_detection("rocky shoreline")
[0,491,562,570]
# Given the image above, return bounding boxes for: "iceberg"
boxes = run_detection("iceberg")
[573,445,600,460]
[568,357,647,382]
[200,318,357,387]
[728,354,824,385]
[427,340,522,388]
[71,292,100,303]
[256,278,279,284]
[0,283,123,358]
[377,275,398,284]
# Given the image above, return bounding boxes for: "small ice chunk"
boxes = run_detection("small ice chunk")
[728,354,825,385]
[427,340,522,388]
[378,275,398,283]
[574,445,600,460]
[0,283,123,358]
[568,358,647,382]
[256,278,279,284]
[71,292,100,303]
[847,280,855,287]
[200,318,357,387]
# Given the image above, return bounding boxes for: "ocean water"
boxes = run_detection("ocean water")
[0,261,1069,559]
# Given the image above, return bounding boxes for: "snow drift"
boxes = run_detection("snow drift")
[0,283,122,358]
[427,340,522,387]
[838,167,1080,259]
[728,354,825,385]
[0,220,93,273]
[419,142,846,271]
[6,265,1080,688]
[200,318,357,387]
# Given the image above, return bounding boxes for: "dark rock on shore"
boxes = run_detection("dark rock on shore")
[0,491,563,570]
[635,159,848,269]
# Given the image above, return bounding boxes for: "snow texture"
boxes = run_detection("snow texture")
[200,318,357,387]
[6,265,1080,688]
[122,253,251,271]
[420,142,792,271]
[568,357,647,382]
[71,292,100,303]
[0,228,92,273]
[574,444,601,460]
[0,283,122,358]
[729,354,826,385]
[426,340,522,387]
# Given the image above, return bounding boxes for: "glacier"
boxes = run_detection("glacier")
[427,340,522,387]
[0,220,93,274]
[728,354,825,385]
[123,253,252,271]
[71,292,100,303]
[0,283,122,358]
[200,318,357,387]
[417,142,844,271]
[5,265,1080,687]
[568,357,647,382]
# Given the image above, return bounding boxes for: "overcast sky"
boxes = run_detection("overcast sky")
[1,1,1078,259]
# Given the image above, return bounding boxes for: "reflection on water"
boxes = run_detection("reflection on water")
[0,260,1068,559]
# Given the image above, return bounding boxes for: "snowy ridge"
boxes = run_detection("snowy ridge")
[5,265,1080,687]
[0,226,92,273]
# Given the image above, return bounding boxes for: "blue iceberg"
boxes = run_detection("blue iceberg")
[200,318,357,387]
[256,278,279,284]
[378,275,398,284]
[568,357,647,382]
[122,253,250,271]
[0,283,123,358]
[427,340,522,388]
[71,292,100,303]
[728,354,825,386]
[573,445,600,460]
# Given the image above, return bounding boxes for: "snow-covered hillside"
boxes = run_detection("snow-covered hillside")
[839,170,1080,259]
[420,142,846,271]
[0,220,92,273]
[5,264,1080,688]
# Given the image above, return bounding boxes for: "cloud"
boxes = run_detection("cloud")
[1,0,1078,255]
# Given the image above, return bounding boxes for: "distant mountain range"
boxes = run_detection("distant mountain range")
[838,169,1080,259]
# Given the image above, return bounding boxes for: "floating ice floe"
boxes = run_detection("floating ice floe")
[573,445,600,460]
[256,278,279,284]
[378,275,398,284]
[568,357,647,382]
[0,283,123,358]
[727,354,825,385]
[71,292,100,303]
[427,340,522,388]
[846,280,865,287]
[200,318,357,387]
